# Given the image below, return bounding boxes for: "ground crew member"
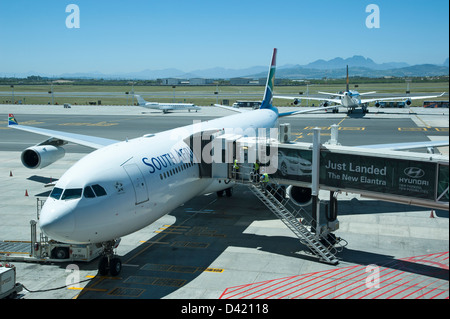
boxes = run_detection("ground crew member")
[233,158,240,179]
[260,173,269,183]
[254,160,260,173]
[252,160,261,182]
[233,159,239,170]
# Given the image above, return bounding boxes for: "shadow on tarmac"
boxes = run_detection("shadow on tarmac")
[73,185,447,299]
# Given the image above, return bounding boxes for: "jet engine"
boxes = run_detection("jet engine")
[293,98,300,105]
[21,145,65,169]
[287,185,312,207]
[375,101,380,107]
[405,99,412,106]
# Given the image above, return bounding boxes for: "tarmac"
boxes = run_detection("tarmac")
[0,104,448,300]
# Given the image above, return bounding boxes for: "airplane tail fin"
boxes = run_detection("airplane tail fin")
[8,113,18,126]
[260,48,277,111]
[134,94,147,106]
[346,65,349,92]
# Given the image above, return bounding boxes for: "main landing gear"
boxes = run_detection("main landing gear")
[98,239,122,276]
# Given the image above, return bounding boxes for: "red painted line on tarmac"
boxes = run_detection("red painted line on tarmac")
[272,268,348,299]
[332,265,400,299]
[288,266,362,299]
[309,266,371,299]
[255,272,320,299]
[219,251,449,299]
[241,275,298,299]
[416,281,449,299]
[387,277,432,299]
[341,267,399,299]
[401,278,443,299]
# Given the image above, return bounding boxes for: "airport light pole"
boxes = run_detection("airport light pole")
[405,78,411,94]
[129,82,135,106]
[305,81,310,107]
[215,84,219,104]
[48,83,54,105]
[172,86,176,103]
[312,127,321,236]
[10,85,14,104]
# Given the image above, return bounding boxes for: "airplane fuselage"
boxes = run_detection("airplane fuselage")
[341,91,362,109]
[39,109,279,244]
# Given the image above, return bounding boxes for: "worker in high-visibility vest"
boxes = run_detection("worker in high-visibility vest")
[253,160,260,173]
[233,159,239,170]
[233,158,240,179]
[252,160,261,182]
[260,173,269,183]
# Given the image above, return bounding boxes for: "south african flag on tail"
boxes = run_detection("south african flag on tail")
[8,114,18,125]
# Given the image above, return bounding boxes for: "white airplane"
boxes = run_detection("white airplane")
[134,94,201,113]
[7,49,448,276]
[275,65,445,114]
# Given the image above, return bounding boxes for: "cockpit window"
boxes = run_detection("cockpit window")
[92,184,107,197]
[61,188,82,200]
[50,187,63,200]
[84,186,96,198]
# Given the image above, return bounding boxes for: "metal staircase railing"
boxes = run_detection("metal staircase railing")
[231,166,341,265]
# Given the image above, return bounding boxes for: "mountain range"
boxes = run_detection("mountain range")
[2,55,448,80]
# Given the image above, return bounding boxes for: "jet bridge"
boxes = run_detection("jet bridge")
[188,125,449,265]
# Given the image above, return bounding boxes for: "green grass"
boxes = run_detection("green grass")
[1,82,447,107]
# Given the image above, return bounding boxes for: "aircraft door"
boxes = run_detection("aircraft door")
[123,164,149,205]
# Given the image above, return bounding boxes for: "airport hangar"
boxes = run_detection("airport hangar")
[0,103,448,300]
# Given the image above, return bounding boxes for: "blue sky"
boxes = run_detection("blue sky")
[0,0,448,74]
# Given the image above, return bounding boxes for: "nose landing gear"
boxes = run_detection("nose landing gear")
[98,239,122,276]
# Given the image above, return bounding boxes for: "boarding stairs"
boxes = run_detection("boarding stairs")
[231,168,341,265]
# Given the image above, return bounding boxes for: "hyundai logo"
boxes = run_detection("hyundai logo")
[404,167,425,178]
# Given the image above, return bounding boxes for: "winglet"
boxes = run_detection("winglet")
[8,113,18,126]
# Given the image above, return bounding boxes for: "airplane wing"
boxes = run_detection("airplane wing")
[278,105,345,117]
[274,95,343,105]
[8,114,118,149]
[214,104,246,113]
[359,140,449,151]
[358,91,377,96]
[317,91,346,97]
[361,92,445,104]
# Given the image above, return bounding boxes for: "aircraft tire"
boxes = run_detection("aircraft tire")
[110,258,122,276]
[98,256,109,276]
[225,187,233,197]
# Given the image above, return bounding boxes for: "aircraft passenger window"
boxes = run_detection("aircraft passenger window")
[50,187,63,200]
[160,174,163,180]
[84,186,96,198]
[92,184,107,197]
[61,188,82,200]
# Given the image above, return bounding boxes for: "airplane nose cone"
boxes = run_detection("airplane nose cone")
[39,201,75,242]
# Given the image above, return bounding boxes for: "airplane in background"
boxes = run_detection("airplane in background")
[275,65,445,114]
[134,94,201,113]
[7,49,448,276]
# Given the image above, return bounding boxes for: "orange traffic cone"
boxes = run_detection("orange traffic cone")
[9,171,12,177]
[25,190,29,197]
[429,210,435,218]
